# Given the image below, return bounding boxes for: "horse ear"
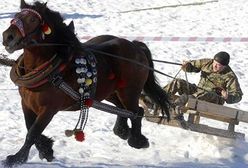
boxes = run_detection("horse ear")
[68,21,75,33]
[20,0,27,8]
[40,2,48,13]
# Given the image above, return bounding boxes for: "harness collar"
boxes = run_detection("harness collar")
[10,54,72,89]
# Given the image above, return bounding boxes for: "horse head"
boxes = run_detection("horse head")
[2,0,79,56]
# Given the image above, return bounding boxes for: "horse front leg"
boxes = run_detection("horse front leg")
[22,102,55,162]
[3,108,55,167]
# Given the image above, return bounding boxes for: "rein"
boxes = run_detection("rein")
[86,48,224,100]
[0,53,15,66]
[152,59,182,66]
[0,43,182,80]
[88,48,178,80]
[0,43,216,96]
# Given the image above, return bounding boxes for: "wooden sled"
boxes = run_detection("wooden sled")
[140,97,248,140]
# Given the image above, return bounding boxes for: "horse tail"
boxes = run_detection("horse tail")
[132,40,170,119]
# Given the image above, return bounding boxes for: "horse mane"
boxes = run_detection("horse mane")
[21,1,82,60]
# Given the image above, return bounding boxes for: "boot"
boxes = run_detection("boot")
[174,94,189,107]
[171,94,189,129]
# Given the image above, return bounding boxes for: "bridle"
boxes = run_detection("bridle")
[10,8,44,46]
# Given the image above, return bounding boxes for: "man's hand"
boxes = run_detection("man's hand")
[181,61,192,72]
[221,89,228,100]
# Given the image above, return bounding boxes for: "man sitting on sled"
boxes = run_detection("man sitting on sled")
[164,51,243,116]
[164,52,243,128]
[141,51,243,128]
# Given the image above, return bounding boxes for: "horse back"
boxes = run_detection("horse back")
[85,36,150,101]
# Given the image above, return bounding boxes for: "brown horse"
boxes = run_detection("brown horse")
[2,0,170,167]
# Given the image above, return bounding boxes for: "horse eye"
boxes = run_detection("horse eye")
[30,17,36,22]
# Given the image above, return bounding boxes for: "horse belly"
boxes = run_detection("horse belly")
[19,87,74,113]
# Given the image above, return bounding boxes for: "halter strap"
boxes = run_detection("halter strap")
[21,8,42,21]
[11,8,42,37]
[11,18,25,37]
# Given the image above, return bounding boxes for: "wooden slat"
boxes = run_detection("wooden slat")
[200,113,239,124]
[188,113,200,124]
[186,98,248,123]
[237,110,248,123]
[187,123,245,140]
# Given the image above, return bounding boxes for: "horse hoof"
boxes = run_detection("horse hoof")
[39,152,55,162]
[36,135,54,162]
[128,134,149,149]
[113,125,131,140]
[3,154,27,167]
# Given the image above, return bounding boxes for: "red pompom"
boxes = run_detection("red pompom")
[74,131,85,142]
[84,98,93,107]
[117,79,127,88]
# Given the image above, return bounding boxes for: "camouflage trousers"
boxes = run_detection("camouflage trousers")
[164,78,225,105]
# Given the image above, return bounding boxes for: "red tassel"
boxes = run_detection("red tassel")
[84,98,93,107]
[74,131,85,142]
[117,79,127,88]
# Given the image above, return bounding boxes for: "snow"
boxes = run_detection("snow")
[0,0,248,167]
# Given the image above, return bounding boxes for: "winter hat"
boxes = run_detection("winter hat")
[214,51,230,66]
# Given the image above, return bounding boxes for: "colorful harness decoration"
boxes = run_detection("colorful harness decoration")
[65,52,97,141]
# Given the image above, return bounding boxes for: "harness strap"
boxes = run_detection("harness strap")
[50,74,80,100]
[92,101,138,119]
[49,75,137,119]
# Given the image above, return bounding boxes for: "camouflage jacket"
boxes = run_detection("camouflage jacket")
[184,58,243,104]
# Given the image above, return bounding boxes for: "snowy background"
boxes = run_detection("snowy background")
[0,0,248,167]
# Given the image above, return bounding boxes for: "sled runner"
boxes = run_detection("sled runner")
[140,97,248,140]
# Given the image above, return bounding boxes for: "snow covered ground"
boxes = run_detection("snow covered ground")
[0,0,248,167]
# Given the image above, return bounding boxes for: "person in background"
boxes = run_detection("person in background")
[164,51,243,107]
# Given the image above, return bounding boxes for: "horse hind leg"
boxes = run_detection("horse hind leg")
[128,107,149,149]
[107,94,130,140]
[117,90,149,149]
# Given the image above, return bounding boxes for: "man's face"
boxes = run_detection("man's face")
[213,60,226,73]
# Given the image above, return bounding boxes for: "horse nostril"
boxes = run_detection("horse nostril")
[3,31,15,45]
[7,34,14,42]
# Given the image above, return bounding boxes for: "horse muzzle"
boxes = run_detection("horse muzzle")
[2,26,23,53]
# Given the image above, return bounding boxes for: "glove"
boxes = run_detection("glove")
[201,71,209,78]
[213,87,224,96]
[181,62,193,72]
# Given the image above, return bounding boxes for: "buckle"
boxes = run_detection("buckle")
[50,75,63,87]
